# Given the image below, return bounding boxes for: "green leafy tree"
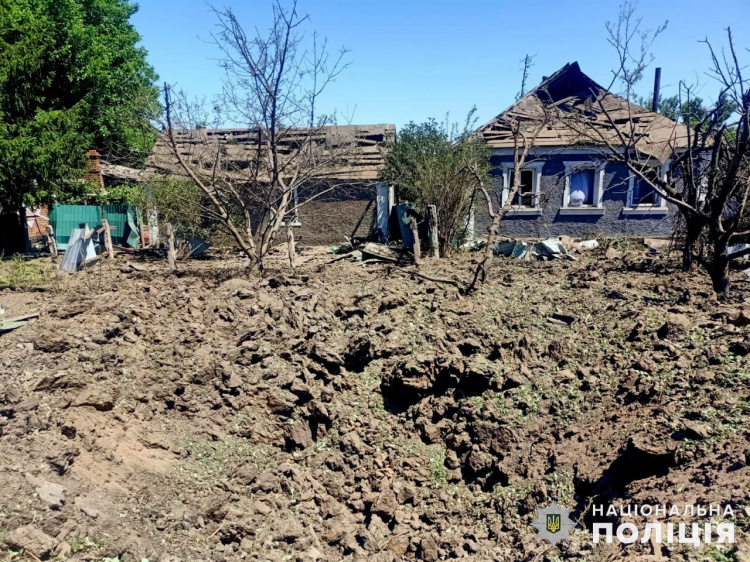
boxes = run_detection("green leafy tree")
[0,0,159,217]
[658,94,679,121]
[380,109,490,256]
[648,93,736,128]
[659,95,707,125]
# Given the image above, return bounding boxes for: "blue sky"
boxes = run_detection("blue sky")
[132,0,750,129]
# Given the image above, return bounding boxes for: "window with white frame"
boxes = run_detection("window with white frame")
[626,165,668,212]
[509,169,535,206]
[281,188,301,226]
[501,163,543,211]
[561,162,605,214]
[569,169,595,206]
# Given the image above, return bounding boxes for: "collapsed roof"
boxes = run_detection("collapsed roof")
[479,62,689,162]
[103,124,396,184]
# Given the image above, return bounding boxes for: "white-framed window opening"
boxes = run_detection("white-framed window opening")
[624,163,668,214]
[510,169,535,206]
[281,188,301,226]
[561,161,605,215]
[500,162,544,215]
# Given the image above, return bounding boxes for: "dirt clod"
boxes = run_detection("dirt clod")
[4,525,57,558]
[36,481,65,509]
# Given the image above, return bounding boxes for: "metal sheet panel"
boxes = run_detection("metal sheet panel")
[102,204,128,246]
[102,204,140,248]
[49,205,102,250]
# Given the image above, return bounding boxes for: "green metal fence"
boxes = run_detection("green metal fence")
[48,205,102,250]
[49,204,140,250]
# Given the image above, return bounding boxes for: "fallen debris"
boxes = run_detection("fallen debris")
[492,237,576,261]
[493,240,530,259]
[0,312,40,334]
[360,243,404,264]
[577,239,599,249]
[59,225,102,273]
[176,236,211,259]
[533,238,576,261]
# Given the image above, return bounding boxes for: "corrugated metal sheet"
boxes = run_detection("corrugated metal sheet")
[49,205,102,250]
[126,206,140,247]
[103,204,129,247]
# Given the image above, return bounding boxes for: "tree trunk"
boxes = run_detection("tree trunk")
[467,211,501,292]
[708,234,732,298]
[287,226,296,270]
[682,219,703,272]
[709,251,730,298]
[439,239,451,259]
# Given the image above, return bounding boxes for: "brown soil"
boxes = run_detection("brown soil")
[1,246,749,561]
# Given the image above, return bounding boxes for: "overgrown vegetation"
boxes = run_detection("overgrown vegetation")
[380,110,490,256]
[0,253,49,289]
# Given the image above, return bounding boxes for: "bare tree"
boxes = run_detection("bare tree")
[560,3,749,297]
[158,1,354,272]
[467,98,552,292]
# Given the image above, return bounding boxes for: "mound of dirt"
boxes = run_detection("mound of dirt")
[0,250,749,561]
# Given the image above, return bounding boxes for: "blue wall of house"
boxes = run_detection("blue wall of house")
[474,151,677,239]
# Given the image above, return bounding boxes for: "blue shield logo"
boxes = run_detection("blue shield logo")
[546,514,561,534]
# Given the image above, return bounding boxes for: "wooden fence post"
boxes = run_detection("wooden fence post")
[409,217,421,265]
[427,205,439,258]
[166,223,176,271]
[46,224,58,258]
[101,218,114,259]
[287,226,296,270]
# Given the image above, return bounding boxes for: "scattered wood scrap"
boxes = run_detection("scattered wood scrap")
[360,243,405,264]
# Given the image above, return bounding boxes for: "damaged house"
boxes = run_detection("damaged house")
[476,62,689,239]
[103,124,396,247]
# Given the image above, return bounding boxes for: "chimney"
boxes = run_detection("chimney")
[83,149,104,189]
[652,67,662,113]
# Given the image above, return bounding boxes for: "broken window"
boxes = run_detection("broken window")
[509,169,535,207]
